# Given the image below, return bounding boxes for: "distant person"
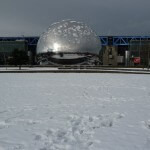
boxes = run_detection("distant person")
[147,60,150,70]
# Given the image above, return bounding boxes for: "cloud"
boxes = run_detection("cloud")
[0,0,150,36]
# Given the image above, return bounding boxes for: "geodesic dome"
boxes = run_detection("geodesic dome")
[37,20,101,55]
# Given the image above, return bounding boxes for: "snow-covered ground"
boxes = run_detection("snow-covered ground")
[0,73,150,150]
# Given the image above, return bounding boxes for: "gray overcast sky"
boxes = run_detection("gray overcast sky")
[0,0,150,36]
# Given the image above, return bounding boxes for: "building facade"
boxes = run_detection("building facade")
[0,36,150,66]
[0,40,28,65]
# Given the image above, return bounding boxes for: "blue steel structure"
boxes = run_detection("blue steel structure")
[0,36,150,46]
[99,36,150,46]
[112,36,150,46]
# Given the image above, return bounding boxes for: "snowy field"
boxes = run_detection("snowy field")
[0,73,150,150]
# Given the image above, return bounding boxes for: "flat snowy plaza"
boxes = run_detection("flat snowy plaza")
[0,73,150,150]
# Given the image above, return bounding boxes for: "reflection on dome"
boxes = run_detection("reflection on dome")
[37,20,101,65]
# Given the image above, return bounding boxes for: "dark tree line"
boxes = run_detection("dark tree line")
[8,49,28,69]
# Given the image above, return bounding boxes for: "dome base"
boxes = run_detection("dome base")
[37,52,100,65]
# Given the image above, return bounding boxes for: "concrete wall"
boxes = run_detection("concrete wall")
[102,46,118,66]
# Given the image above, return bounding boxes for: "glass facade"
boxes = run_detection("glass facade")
[0,41,28,53]
[0,41,28,65]
[129,40,150,66]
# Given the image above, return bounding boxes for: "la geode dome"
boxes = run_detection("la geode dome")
[36,20,102,64]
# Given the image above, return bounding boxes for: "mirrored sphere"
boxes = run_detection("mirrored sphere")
[37,20,101,55]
